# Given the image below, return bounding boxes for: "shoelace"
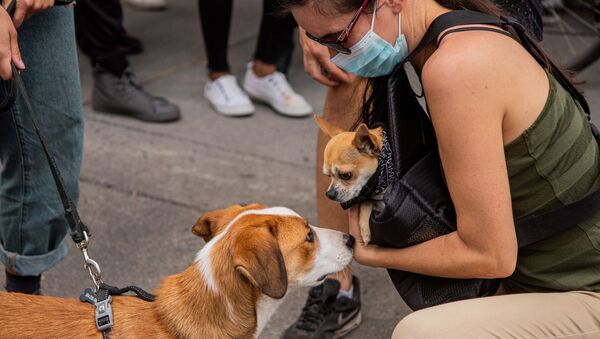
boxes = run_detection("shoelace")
[213,77,245,103]
[116,69,152,100]
[265,73,294,97]
[215,81,230,102]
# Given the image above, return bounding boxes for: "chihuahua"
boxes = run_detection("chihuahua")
[315,114,393,244]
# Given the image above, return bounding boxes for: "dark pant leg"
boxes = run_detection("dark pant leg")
[254,0,297,73]
[198,0,233,72]
[0,7,84,276]
[75,0,130,76]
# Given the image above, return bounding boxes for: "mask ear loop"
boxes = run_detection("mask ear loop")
[398,10,402,37]
[370,0,377,31]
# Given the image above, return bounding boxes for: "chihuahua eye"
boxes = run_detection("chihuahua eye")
[339,172,352,181]
[306,230,314,242]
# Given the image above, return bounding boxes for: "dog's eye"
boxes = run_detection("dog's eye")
[306,230,314,242]
[339,172,352,181]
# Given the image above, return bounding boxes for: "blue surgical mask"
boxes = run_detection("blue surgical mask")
[331,1,408,77]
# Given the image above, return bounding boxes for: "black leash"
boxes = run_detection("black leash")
[2,1,155,336]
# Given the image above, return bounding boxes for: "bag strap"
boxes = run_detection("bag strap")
[388,10,599,248]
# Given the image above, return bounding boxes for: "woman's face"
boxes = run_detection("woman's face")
[292,0,403,57]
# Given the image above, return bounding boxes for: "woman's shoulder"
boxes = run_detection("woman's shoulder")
[421,28,534,115]
[421,28,522,96]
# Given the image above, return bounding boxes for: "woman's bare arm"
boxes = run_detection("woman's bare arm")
[350,32,529,279]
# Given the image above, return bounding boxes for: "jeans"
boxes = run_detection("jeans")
[0,7,84,276]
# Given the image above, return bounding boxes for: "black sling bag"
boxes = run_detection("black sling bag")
[367,10,600,311]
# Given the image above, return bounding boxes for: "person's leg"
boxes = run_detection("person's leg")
[75,0,132,75]
[392,291,600,339]
[317,78,366,290]
[0,7,84,292]
[252,0,296,76]
[281,78,366,339]
[242,0,312,118]
[75,0,181,123]
[198,0,233,78]
[198,0,255,117]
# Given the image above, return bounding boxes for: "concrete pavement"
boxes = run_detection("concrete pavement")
[1,1,599,338]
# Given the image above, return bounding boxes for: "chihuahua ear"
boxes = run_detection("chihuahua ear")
[234,225,288,299]
[314,113,343,138]
[353,124,379,155]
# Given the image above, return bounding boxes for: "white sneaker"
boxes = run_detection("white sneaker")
[204,75,255,117]
[243,63,313,117]
[123,0,167,11]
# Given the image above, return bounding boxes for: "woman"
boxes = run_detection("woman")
[281,0,600,338]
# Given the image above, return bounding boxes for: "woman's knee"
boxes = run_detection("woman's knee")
[392,307,472,339]
[392,310,440,339]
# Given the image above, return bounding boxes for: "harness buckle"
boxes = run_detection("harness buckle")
[95,296,114,332]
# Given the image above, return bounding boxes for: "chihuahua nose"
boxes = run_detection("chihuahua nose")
[344,234,355,248]
[325,190,337,200]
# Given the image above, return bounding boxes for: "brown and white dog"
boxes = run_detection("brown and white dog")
[0,204,353,339]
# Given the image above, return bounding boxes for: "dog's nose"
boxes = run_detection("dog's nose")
[325,190,337,200]
[344,234,355,248]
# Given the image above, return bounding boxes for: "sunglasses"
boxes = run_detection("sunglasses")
[305,0,371,55]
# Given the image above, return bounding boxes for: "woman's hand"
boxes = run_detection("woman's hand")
[348,206,379,266]
[298,27,353,87]
[6,0,54,28]
[0,5,24,80]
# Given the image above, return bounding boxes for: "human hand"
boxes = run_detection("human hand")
[348,206,378,266]
[5,0,54,28]
[0,5,24,80]
[298,27,353,87]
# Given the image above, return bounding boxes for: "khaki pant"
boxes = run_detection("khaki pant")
[392,291,600,339]
[320,80,600,339]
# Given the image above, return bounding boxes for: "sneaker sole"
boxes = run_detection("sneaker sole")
[207,101,255,117]
[92,105,181,123]
[333,310,362,339]
[243,86,312,118]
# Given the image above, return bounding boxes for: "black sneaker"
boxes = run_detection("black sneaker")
[282,276,362,339]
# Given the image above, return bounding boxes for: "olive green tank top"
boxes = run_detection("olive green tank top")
[503,72,600,293]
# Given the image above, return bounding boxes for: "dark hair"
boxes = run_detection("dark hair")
[279,0,574,129]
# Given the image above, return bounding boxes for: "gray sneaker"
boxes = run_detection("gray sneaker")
[92,67,181,123]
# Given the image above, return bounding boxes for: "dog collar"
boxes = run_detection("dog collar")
[340,169,381,210]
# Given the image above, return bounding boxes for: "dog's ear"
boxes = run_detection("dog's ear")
[234,224,288,299]
[353,124,379,156]
[314,113,343,138]
[192,207,233,242]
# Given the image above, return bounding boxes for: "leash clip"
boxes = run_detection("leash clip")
[95,296,114,332]
[77,231,103,290]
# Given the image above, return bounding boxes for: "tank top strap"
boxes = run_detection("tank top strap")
[437,26,513,45]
